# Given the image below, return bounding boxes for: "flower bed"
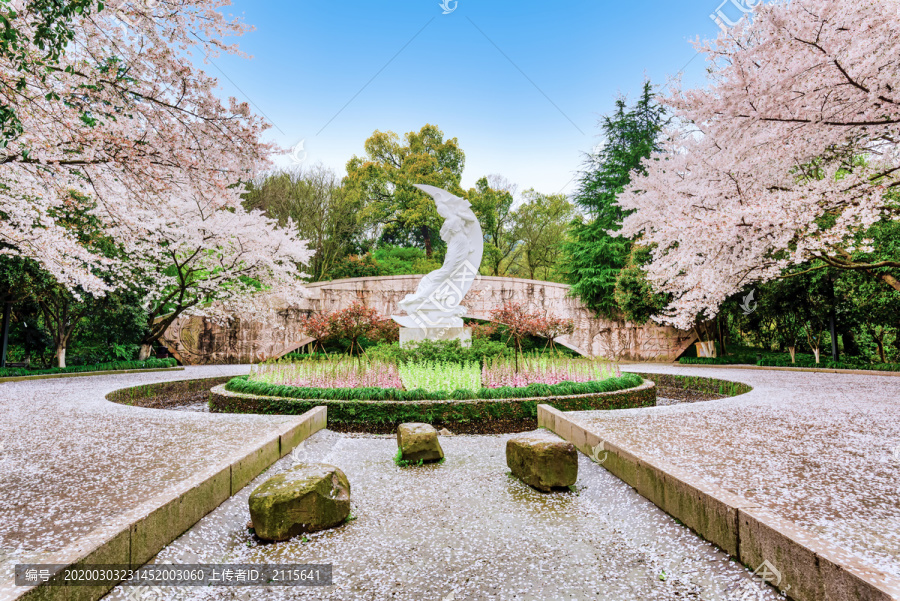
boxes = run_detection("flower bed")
[249,356,623,393]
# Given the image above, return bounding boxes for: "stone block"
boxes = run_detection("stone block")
[507,431,577,492]
[249,464,351,541]
[397,423,444,463]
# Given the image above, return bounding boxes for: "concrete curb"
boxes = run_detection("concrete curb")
[670,363,900,377]
[538,404,900,601]
[0,367,185,383]
[0,406,327,601]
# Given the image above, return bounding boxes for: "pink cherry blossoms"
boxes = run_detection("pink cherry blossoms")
[619,0,900,328]
[0,0,311,312]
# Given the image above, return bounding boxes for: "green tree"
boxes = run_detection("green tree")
[835,220,900,362]
[243,165,367,281]
[345,124,465,258]
[467,175,517,276]
[0,0,100,143]
[613,245,669,325]
[565,81,667,318]
[510,190,575,282]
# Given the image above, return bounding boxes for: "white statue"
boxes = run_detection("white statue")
[392,184,484,334]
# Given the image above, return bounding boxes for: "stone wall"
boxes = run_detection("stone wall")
[160,275,696,365]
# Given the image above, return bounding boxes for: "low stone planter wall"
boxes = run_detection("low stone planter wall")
[106,376,233,408]
[209,379,656,434]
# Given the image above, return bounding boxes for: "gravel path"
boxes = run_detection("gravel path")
[571,364,900,581]
[0,365,302,569]
[102,430,782,601]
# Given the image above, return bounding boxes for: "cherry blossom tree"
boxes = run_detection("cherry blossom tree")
[0,0,305,291]
[619,0,900,329]
[0,0,312,358]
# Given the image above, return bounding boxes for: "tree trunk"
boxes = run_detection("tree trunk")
[56,345,66,368]
[841,328,861,357]
[788,346,796,363]
[873,330,886,363]
[878,272,900,292]
[138,343,153,361]
[812,347,820,364]
[423,226,433,258]
[717,314,727,356]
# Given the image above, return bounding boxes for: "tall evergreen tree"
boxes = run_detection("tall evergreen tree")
[564,81,667,318]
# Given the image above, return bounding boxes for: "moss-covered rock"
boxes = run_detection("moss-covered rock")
[506,431,577,492]
[397,423,444,463]
[249,463,350,541]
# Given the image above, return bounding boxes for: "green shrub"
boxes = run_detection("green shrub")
[368,339,511,365]
[0,358,178,379]
[756,357,900,371]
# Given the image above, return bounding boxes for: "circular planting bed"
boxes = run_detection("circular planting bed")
[104,371,753,434]
[209,375,655,434]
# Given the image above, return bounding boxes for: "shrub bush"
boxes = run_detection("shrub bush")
[0,358,178,379]
[368,339,512,365]
[680,354,900,372]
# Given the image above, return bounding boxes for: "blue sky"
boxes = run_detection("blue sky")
[209,0,734,196]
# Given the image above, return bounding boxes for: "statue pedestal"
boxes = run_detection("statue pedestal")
[399,327,472,348]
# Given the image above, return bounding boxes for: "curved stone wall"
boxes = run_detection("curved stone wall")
[160,275,696,365]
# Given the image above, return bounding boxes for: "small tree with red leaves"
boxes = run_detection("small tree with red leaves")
[297,311,335,355]
[534,315,576,354]
[369,317,401,345]
[490,301,543,371]
[326,302,384,357]
[470,322,499,340]
[298,302,395,356]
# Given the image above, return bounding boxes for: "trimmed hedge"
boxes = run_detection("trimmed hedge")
[679,356,757,366]
[756,357,900,371]
[210,378,656,427]
[681,355,900,372]
[0,358,178,379]
[224,372,645,402]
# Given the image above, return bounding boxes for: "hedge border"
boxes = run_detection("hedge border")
[209,378,657,427]
[0,366,183,383]
[0,358,179,380]
[681,356,900,372]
